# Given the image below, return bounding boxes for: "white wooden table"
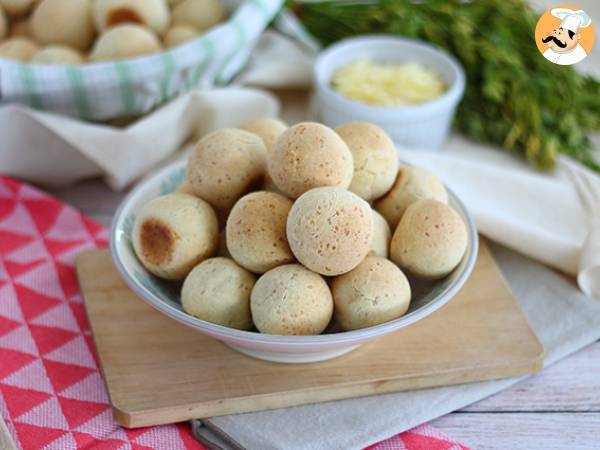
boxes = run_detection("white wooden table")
[42,89,600,449]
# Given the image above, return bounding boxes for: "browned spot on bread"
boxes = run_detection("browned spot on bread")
[140,219,176,266]
[107,8,145,27]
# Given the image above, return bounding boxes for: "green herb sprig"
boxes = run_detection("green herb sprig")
[292,0,600,171]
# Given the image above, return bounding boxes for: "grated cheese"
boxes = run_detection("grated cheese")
[331,58,446,106]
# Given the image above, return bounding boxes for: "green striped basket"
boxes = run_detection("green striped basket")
[0,0,283,121]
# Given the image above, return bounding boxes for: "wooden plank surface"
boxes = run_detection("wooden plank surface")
[75,242,542,428]
[432,412,600,450]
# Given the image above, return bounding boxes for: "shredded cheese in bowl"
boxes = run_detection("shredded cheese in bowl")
[331,58,446,106]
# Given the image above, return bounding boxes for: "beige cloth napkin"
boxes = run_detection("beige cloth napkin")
[0,88,278,190]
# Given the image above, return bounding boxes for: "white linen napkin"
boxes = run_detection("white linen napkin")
[0,88,278,190]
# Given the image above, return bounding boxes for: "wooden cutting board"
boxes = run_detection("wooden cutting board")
[76,241,543,428]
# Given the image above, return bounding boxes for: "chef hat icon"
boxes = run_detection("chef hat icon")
[551,8,592,33]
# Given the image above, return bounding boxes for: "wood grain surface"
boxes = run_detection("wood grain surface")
[75,242,542,428]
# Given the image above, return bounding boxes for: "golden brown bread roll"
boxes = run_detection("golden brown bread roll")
[251,264,333,335]
[332,256,411,330]
[375,165,448,229]
[226,191,295,273]
[90,24,162,61]
[268,122,354,199]
[187,128,267,210]
[181,257,255,330]
[286,187,373,276]
[390,199,467,279]
[335,122,398,201]
[31,0,96,51]
[132,193,218,280]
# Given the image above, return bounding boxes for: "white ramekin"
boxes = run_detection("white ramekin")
[314,35,466,149]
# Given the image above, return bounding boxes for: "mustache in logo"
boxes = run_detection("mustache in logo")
[542,35,567,48]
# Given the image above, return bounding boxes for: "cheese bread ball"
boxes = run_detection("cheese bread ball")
[188,128,267,210]
[240,118,288,153]
[335,122,398,201]
[171,0,225,32]
[163,23,198,48]
[286,187,373,276]
[90,24,161,61]
[0,0,34,17]
[375,166,448,229]
[370,209,391,258]
[226,191,294,273]
[31,46,84,65]
[251,264,333,335]
[332,256,411,330]
[31,0,95,51]
[132,193,218,280]
[0,37,38,60]
[94,0,170,36]
[181,257,255,330]
[390,199,467,279]
[0,5,6,40]
[268,122,354,199]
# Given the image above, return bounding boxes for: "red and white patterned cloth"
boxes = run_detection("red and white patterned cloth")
[0,175,468,450]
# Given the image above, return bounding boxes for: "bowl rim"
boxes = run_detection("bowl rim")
[110,159,479,348]
[314,34,466,117]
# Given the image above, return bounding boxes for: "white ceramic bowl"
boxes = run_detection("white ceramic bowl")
[110,160,478,363]
[314,35,465,149]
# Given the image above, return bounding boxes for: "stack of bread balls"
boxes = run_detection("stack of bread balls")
[0,0,225,64]
[132,119,469,336]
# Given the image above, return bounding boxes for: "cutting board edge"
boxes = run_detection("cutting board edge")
[113,352,544,428]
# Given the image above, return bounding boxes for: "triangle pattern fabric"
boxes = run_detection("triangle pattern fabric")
[0,315,20,338]
[0,175,467,450]
[0,325,39,357]
[22,197,64,236]
[0,284,24,323]
[0,230,34,255]
[42,359,95,394]
[4,259,47,280]
[60,373,110,404]
[1,360,54,394]
[30,302,81,333]
[13,422,67,450]
[0,203,38,237]
[5,239,49,265]
[0,199,16,225]
[44,207,93,242]
[29,325,77,356]
[57,396,111,430]
[15,395,70,430]
[46,431,79,449]
[44,335,96,368]
[0,384,51,419]
[13,284,60,323]
[15,261,64,299]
